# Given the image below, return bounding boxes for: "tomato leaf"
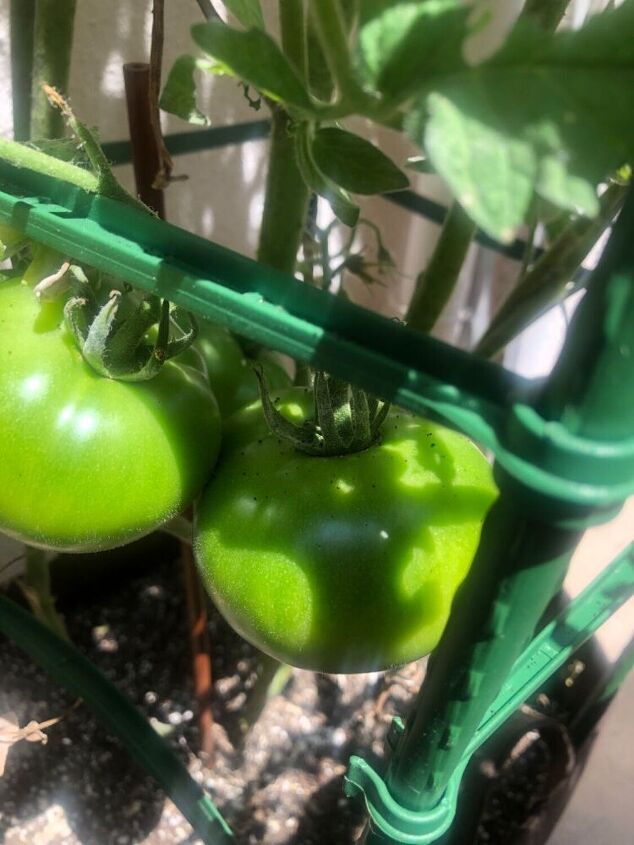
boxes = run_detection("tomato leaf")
[405,2,634,242]
[159,55,211,125]
[222,0,264,30]
[311,127,408,195]
[356,0,469,98]
[295,127,359,227]
[191,21,313,111]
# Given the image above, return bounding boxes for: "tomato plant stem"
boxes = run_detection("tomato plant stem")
[9,0,35,141]
[310,0,358,103]
[521,0,571,31]
[22,546,69,641]
[257,107,309,275]
[280,0,307,81]
[195,0,222,20]
[148,0,174,191]
[161,515,194,544]
[0,136,98,191]
[406,201,476,335]
[475,181,627,358]
[237,655,291,739]
[31,0,77,139]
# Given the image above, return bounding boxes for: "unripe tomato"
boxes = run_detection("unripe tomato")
[195,390,497,673]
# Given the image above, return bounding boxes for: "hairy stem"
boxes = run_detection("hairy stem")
[10,0,35,141]
[257,107,309,274]
[161,515,194,544]
[310,0,357,101]
[0,136,99,191]
[23,547,69,641]
[280,0,306,80]
[406,201,476,334]
[43,87,149,213]
[148,0,173,189]
[475,182,627,358]
[31,0,77,139]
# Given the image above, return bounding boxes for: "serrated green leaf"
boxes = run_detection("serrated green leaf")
[159,55,211,126]
[311,127,408,194]
[192,21,313,111]
[295,127,359,227]
[357,0,468,98]
[406,2,634,241]
[223,0,264,30]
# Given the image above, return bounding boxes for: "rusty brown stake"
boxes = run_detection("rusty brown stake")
[181,541,215,759]
[122,62,165,216]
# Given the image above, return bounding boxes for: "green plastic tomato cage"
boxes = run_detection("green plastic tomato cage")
[0,152,633,845]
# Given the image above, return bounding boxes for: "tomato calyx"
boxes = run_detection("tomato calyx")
[253,365,390,456]
[21,245,199,381]
[65,289,198,381]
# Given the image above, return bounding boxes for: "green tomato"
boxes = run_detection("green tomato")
[0,277,222,552]
[178,320,291,416]
[195,390,497,674]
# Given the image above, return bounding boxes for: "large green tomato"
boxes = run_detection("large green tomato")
[0,277,222,552]
[195,390,497,673]
[178,320,291,416]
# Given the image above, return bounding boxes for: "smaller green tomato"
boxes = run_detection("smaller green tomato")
[195,390,498,674]
[179,320,291,416]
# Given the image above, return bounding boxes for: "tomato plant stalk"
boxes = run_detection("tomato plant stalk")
[406,201,476,335]
[23,546,69,641]
[256,107,309,275]
[31,0,77,139]
[9,0,35,141]
[522,0,571,31]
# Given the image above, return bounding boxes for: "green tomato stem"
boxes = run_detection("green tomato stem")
[44,88,149,213]
[31,0,77,140]
[309,0,358,103]
[161,515,194,545]
[0,136,99,191]
[257,107,309,275]
[22,546,69,641]
[406,201,476,335]
[9,0,35,141]
[279,0,307,81]
[195,0,222,21]
[475,181,628,358]
[521,0,571,31]
[238,655,291,738]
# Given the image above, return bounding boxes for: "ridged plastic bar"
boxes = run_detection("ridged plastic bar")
[345,542,634,844]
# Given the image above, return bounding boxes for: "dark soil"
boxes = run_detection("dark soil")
[0,542,427,845]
